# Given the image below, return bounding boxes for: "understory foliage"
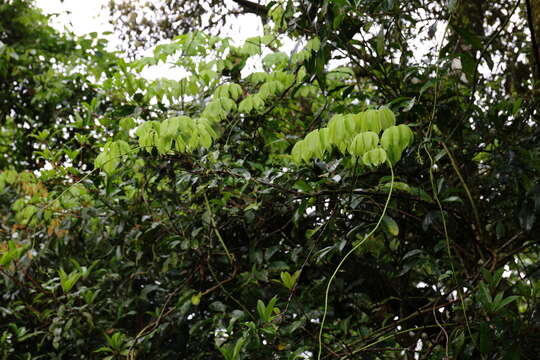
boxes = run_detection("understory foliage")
[1,0,539,359]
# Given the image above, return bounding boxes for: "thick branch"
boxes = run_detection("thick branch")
[231,0,268,17]
[525,0,540,82]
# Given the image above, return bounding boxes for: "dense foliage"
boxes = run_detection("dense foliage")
[1,0,539,359]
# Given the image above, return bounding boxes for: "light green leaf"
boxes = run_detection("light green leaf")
[318,127,331,155]
[362,148,387,167]
[306,37,321,52]
[95,140,132,174]
[328,114,347,145]
[291,141,304,164]
[157,136,173,154]
[379,106,396,129]
[358,109,382,134]
[198,124,212,148]
[380,124,414,164]
[238,95,254,113]
[251,94,265,111]
[256,299,267,321]
[160,117,181,138]
[228,83,243,100]
[349,131,379,156]
[305,129,322,159]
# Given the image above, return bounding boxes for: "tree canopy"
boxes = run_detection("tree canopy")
[1,0,539,359]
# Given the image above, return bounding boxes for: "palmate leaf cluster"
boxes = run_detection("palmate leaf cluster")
[1,1,539,360]
[291,108,413,166]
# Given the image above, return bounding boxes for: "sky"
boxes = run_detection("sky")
[36,0,114,38]
[34,0,266,79]
[35,0,264,51]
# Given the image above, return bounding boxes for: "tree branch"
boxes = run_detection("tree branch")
[525,0,540,81]
[231,0,268,17]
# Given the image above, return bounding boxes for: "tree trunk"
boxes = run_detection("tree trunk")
[526,0,540,87]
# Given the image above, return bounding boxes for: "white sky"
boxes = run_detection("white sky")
[35,0,264,51]
[36,0,113,37]
[35,0,266,79]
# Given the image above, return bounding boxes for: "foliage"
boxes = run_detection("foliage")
[1,0,539,359]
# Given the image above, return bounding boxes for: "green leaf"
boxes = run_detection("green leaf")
[0,241,30,266]
[58,268,82,293]
[135,121,161,153]
[232,337,246,360]
[362,148,387,167]
[328,114,348,150]
[382,215,399,236]
[95,140,132,174]
[160,117,181,138]
[357,109,382,134]
[318,127,331,155]
[380,124,414,164]
[156,136,173,154]
[256,299,267,321]
[378,106,396,129]
[119,117,136,130]
[197,123,212,148]
[493,295,519,312]
[238,95,254,113]
[228,83,243,100]
[191,292,201,306]
[349,131,379,156]
[280,270,301,290]
[305,129,322,159]
[291,140,306,164]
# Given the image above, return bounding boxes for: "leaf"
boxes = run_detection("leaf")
[95,140,132,174]
[378,106,396,129]
[349,131,379,156]
[280,270,301,290]
[382,215,399,236]
[380,124,414,164]
[119,117,136,130]
[376,28,385,56]
[197,123,212,148]
[156,136,173,154]
[191,292,201,306]
[442,196,463,203]
[256,299,267,321]
[318,127,331,155]
[493,295,519,312]
[358,109,382,134]
[238,95,254,113]
[306,37,321,52]
[228,83,243,100]
[291,140,305,164]
[232,337,246,360]
[58,268,82,293]
[251,94,265,111]
[328,114,349,152]
[0,241,30,266]
[362,148,387,167]
[135,121,160,153]
[304,129,322,159]
[161,117,181,139]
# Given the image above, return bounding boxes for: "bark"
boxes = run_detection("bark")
[526,0,540,85]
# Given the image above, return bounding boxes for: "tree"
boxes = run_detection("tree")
[1,1,539,359]
[106,0,267,56]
